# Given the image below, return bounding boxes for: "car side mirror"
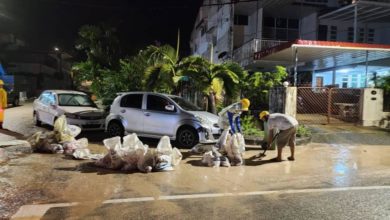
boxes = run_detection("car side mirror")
[165,104,175,111]
[50,104,58,109]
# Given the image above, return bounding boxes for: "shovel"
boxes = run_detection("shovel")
[256,131,280,158]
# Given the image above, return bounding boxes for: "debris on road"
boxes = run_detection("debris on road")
[26,116,102,160]
[95,134,182,173]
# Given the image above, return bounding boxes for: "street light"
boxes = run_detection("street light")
[53,46,62,77]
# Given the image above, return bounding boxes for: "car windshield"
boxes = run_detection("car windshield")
[58,94,96,107]
[170,96,202,111]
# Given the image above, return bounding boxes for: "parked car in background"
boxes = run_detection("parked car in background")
[3,85,19,107]
[33,90,106,130]
[106,92,221,147]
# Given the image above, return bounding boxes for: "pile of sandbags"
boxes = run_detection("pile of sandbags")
[95,134,182,173]
[27,116,101,160]
[199,131,246,167]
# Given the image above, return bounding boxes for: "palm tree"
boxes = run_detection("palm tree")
[176,56,240,114]
[144,44,179,93]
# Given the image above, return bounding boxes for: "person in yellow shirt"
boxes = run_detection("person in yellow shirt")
[0,80,7,129]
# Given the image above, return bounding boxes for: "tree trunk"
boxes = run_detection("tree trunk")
[208,92,217,114]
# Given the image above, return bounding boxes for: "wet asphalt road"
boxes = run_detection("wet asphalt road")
[41,188,390,220]
[1,103,390,220]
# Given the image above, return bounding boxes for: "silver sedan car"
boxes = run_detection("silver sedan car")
[105,92,221,147]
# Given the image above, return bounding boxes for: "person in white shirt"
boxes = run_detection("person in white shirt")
[259,111,299,162]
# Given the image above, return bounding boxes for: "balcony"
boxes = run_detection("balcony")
[233,39,287,67]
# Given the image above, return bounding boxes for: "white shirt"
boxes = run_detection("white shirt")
[268,113,298,131]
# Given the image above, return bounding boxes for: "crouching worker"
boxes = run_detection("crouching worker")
[216,98,250,165]
[259,111,298,162]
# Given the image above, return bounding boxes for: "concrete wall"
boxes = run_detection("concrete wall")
[269,86,297,118]
[359,88,385,127]
[285,87,297,118]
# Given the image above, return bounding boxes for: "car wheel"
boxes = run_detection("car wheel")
[33,111,42,126]
[13,98,19,107]
[107,121,124,137]
[177,127,199,148]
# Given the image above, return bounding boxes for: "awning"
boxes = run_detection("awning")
[253,39,390,71]
[319,0,390,23]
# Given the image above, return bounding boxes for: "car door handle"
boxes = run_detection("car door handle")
[144,112,150,116]
[120,109,126,113]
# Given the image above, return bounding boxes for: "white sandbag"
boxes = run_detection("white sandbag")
[121,134,149,171]
[63,138,89,156]
[215,129,229,151]
[201,151,213,166]
[122,133,145,151]
[53,115,80,142]
[72,148,91,160]
[171,148,182,166]
[228,134,243,166]
[156,136,173,155]
[236,133,246,153]
[68,125,81,138]
[137,149,155,173]
[155,155,174,171]
[103,136,122,150]
[108,148,124,169]
[201,151,220,167]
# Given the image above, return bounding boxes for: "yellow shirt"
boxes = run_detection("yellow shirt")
[0,88,7,109]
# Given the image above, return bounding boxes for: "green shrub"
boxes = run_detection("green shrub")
[297,124,311,137]
[241,115,264,137]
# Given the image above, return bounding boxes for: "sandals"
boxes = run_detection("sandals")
[270,157,282,162]
[287,156,295,161]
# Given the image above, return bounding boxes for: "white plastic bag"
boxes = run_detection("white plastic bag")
[121,134,149,171]
[236,133,246,153]
[171,148,182,166]
[53,115,80,142]
[156,136,173,155]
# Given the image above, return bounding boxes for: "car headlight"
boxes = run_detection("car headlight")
[195,115,212,126]
[65,113,79,119]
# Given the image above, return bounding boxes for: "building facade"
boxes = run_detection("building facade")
[190,0,390,88]
[0,33,73,98]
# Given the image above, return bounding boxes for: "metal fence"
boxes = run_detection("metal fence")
[297,87,362,124]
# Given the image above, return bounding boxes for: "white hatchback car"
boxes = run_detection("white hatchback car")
[106,92,221,147]
[33,90,106,130]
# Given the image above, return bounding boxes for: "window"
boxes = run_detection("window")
[347,27,354,42]
[147,95,175,112]
[234,15,248,25]
[367,28,375,43]
[120,94,143,108]
[264,17,274,27]
[318,25,328,40]
[276,18,287,28]
[342,76,348,88]
[40,92,56,105]
[330,26,337,41]
[288,19,299,29]
[358,28,365,43]
[58,94,94,107]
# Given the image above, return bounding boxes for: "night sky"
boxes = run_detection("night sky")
[1,0,203,56]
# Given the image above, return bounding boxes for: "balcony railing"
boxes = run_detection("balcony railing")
[233,39,287,67]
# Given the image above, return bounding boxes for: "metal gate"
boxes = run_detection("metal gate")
[297,87,362,124]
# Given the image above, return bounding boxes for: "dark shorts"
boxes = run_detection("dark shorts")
[276,126,297,148]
